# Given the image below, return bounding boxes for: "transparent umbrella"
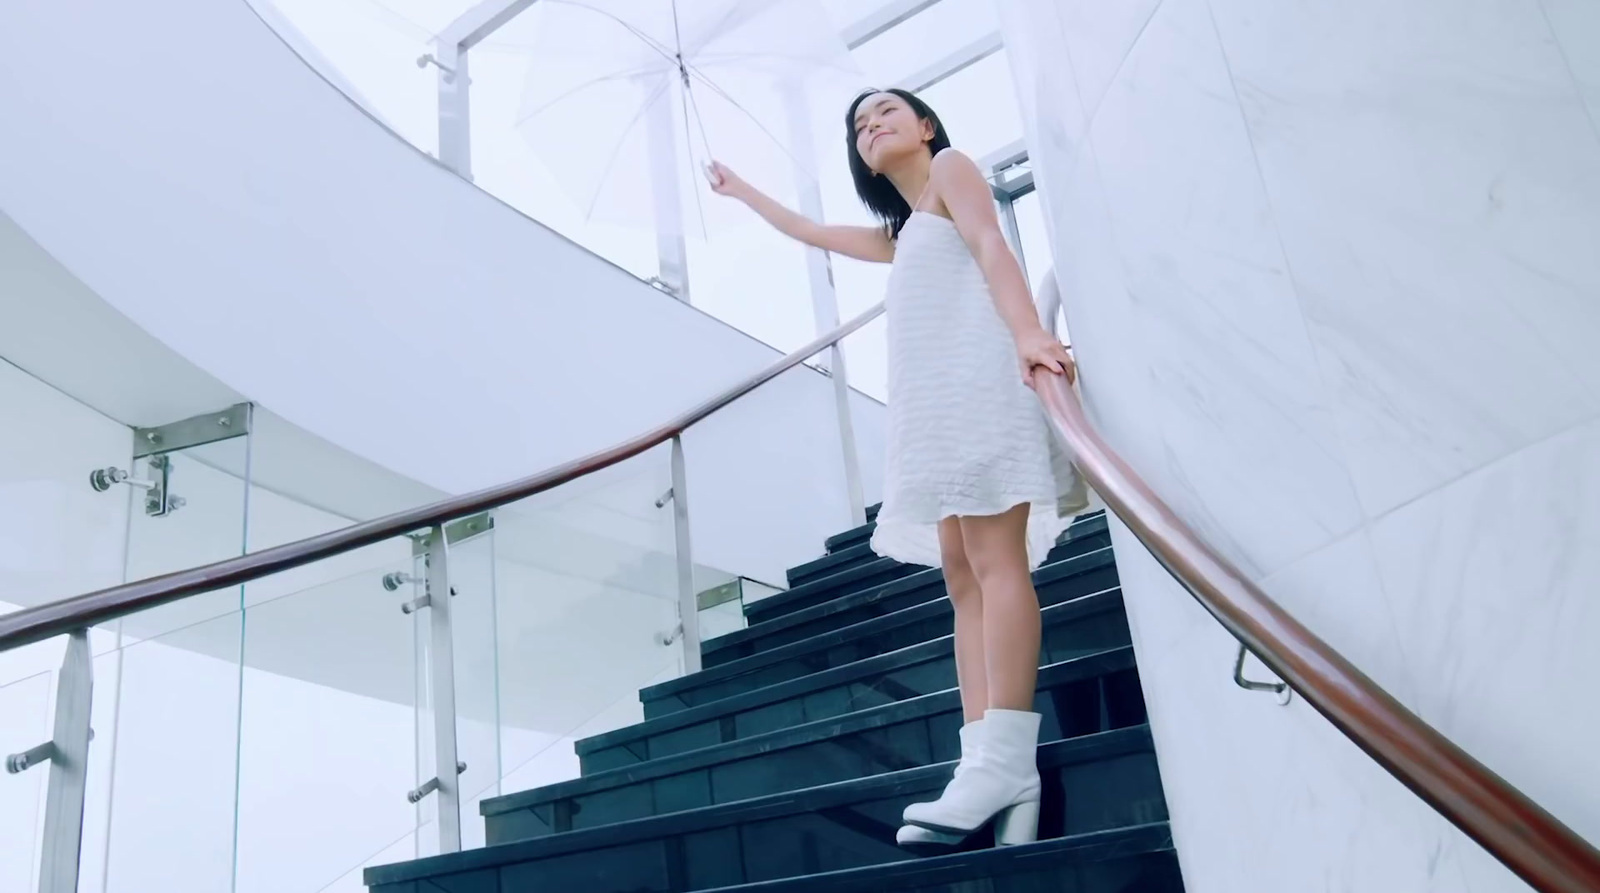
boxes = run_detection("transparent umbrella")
[511,0,862,236]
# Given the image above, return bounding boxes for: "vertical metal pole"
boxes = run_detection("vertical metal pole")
[39,629,93,893]
[1036,267,1063,339]
[408,550,426,863]
[424,527,463,854]
[647,90,691,302]
[998,194,1025,274]
[783,84,866,526]
[827,344,868,526]
[669,437,702,673]
[435,40,473,180]
[484,524,505,799]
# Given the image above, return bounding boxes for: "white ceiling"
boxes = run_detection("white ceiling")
[0,209,245,428]
[0,208,446,523]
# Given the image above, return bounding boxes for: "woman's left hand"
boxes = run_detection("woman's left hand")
[1016,329,1076,390]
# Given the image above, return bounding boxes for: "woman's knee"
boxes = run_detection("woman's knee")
[937,520,981,604]
[945,563,982,607]
[958,508,1031,588]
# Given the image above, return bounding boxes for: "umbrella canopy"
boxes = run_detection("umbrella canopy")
[513,0,862,235]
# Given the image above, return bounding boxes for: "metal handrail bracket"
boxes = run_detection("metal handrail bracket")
[1233,641,1291,705]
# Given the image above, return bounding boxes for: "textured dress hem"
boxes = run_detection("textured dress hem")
[869,477,1091,570]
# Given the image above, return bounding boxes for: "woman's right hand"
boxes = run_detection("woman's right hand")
[705,160,893,262]
[705,161,750,201]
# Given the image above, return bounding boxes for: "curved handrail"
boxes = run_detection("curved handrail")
[0,303,885,653]
[1035,375,1600,893]
[4,296,1596,891]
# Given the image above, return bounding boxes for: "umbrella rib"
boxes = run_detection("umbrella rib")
[683,75,718,165]
[359,0,439,41]
[666,0,705,157]
[505,0,694,131]
[680,0,769,58]
[671,0,713,239]
[670,0,687,61]
[683,64,822,183]
[692,51,863,78]
[581,77,673,222]
[680,79,715,240]
[514,64,668,127]
[475,38,542,52]
[546,0,680,63]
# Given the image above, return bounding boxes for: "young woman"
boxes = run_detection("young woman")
[706,88,1086,850]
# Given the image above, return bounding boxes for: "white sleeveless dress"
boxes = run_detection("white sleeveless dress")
[868,209,1089,569]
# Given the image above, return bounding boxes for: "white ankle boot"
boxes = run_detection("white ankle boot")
[902,709,1041,846]
[895,824,963,849]
[896,719,985,851]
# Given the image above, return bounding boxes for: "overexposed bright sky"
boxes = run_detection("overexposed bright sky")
[256,0,1054,400]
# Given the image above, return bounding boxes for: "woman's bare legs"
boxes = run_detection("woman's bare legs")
[903,504,1043,842]
[958,504,1040,712]
[897,519,991,850]
[937,518,987,724]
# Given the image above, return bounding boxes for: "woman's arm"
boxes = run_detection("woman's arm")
[707,162,895,264]
[930,150,1076,388]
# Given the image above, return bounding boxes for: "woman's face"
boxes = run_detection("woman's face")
[853,92,930,173]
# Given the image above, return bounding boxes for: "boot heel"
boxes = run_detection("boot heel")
[994,800,1039,846]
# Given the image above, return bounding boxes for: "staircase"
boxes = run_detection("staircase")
[364,510,1184,892]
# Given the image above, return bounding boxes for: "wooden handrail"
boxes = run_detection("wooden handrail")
[0,303,885,653]
[1034,373,1600,893]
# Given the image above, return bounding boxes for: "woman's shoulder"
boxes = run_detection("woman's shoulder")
[929,147,978,173]
[923,149,990,217]
[928,148,984,189]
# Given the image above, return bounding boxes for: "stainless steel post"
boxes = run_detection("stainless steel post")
[783,84,867,526]
[424,527,463,853]
[669,437,702,673]
[19,629,94,893]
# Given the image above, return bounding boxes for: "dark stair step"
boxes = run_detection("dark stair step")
[816,504,883,558]
[366,827,1179,893]
[823,505,1103,562]
[742,515,1107,633]
[741,558,923,632]
[485,649,1145,839]
[786,508,1104,591]
[580,595,1130,774]
[364,728,1166,892]
[786,541,878,589]
[717,518,1113,665]
[644,551,1122,719]
[825,521,877,556]
[693,824,1182,893]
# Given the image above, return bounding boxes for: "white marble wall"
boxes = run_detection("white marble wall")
[996,0,1600,889]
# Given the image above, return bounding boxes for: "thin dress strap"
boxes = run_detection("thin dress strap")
[910,147,946,214]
